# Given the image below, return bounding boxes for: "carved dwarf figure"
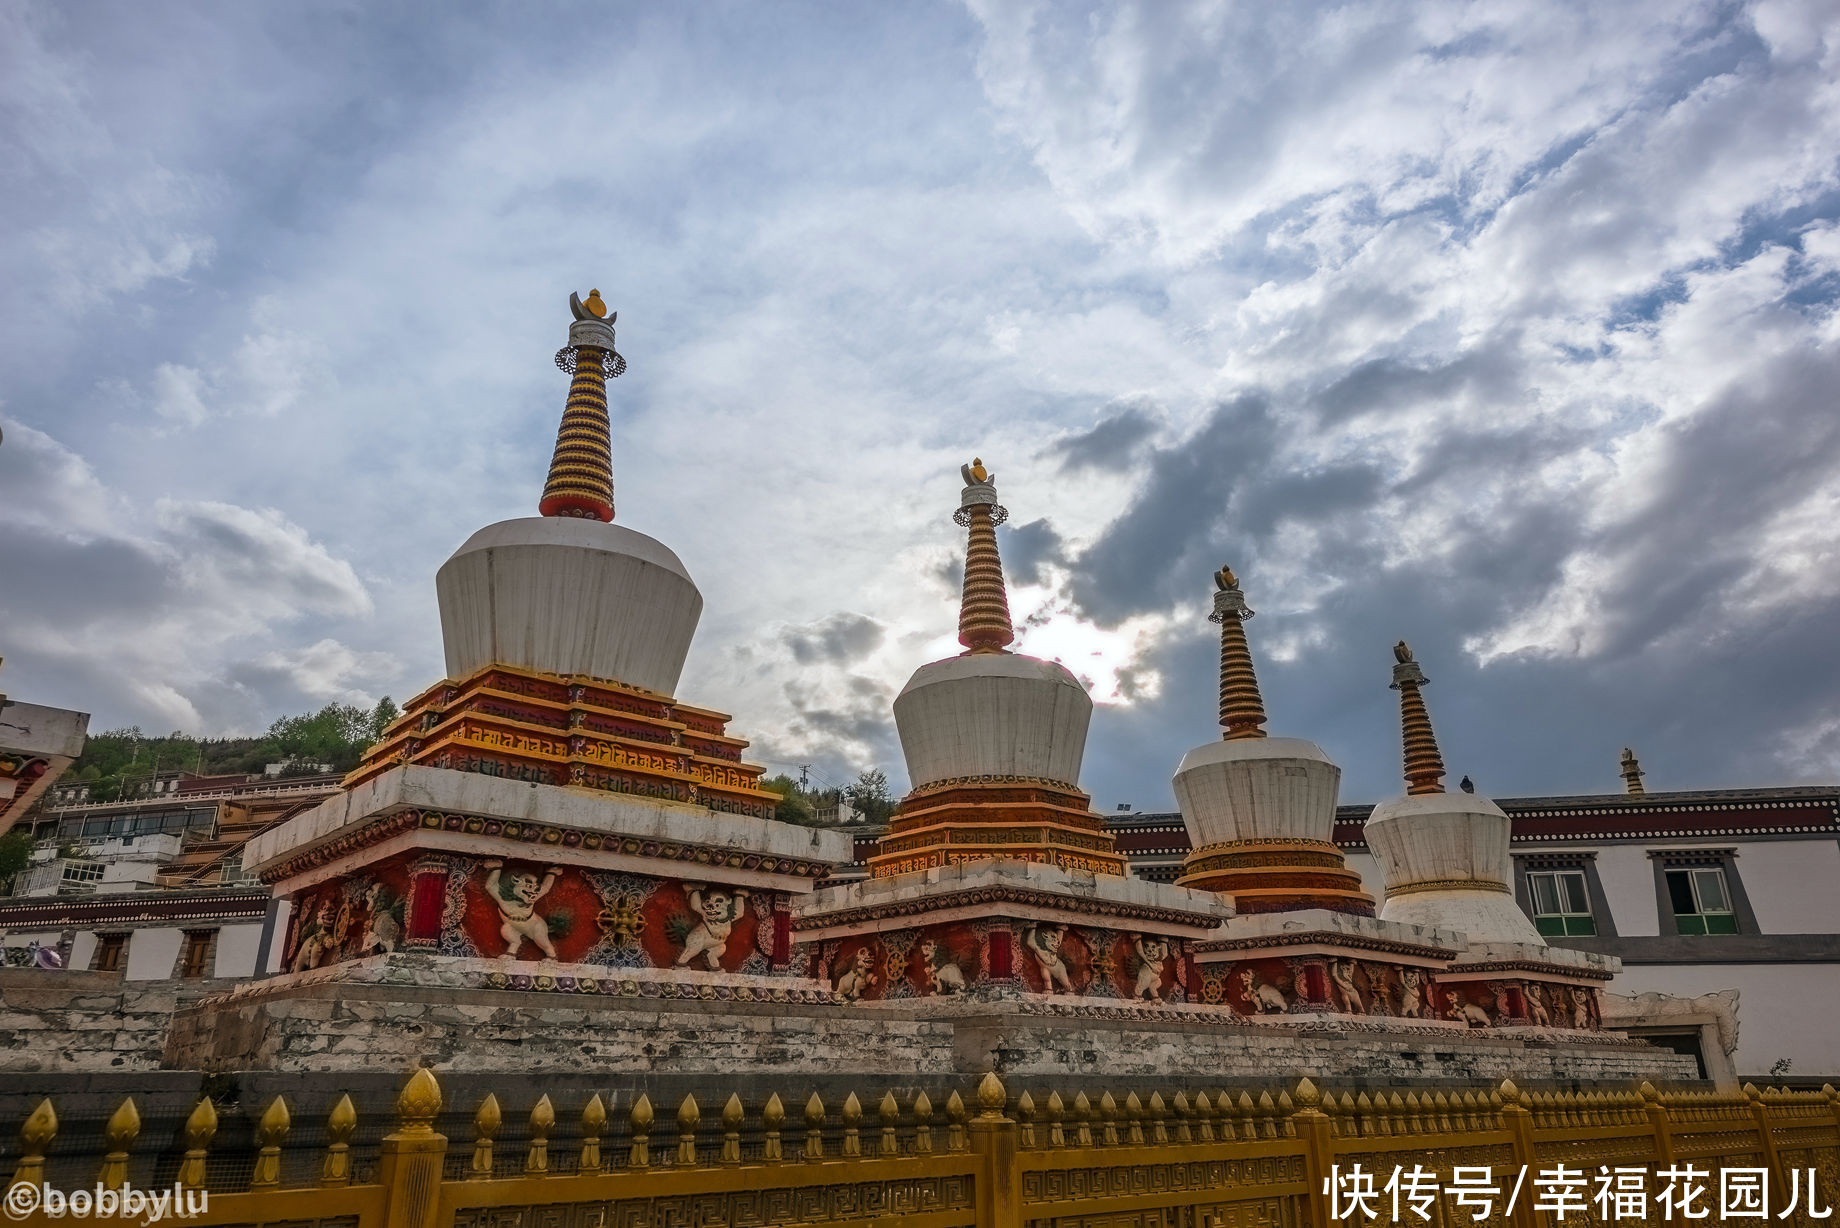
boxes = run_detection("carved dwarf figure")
[1132,935,1171,1002]
[482,859,563,959]
[834,945,878,1001]
[918,938,967,995]
[1525,982,1553,1027]
[292,898,338,972]
[1569,985,1594,1030]
[360,880,401,956]
[1238,967,1289,1014]
[1397,968,1424,1018]
[676,883,751,971]
[1025,923,1076,993]
[1330,959,1367,1014]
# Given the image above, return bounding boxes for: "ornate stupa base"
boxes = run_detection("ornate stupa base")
[1176,837,1375,915]
[1433,941,1617,1031]
[1191,909,1461,1021]
[793,859,1233,1005]
[865,777,1128,879]
[243,764,849,997]
[346,662,781,819]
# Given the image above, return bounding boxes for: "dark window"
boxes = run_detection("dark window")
[93,933,127,973]
[179,930,214,978]
[1528,869,1596,936]
[1667,867,1737,935]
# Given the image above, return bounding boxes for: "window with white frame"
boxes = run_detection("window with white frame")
[1666,866,1737,935]
[1527,868,1596,936]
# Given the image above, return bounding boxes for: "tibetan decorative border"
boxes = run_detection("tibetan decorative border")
[0,889,271,928]
[794,883,1226,931]
[259,806,835,884]
[1446,958,1617,983]
[1194,929,1458,961]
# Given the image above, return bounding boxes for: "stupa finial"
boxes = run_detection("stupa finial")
[1389,640,1445,795]
[1620,747,1646,796]
[954,458,1014,655]
[540,290,627,522]
[1209,565,1266,741]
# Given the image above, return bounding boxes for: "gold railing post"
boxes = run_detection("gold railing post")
[1292,1080,1335,1228]
[97,1097,140,1190]
[968,1074,1022,1228]
[12,1099,57,1189]
[580,1095,606,1174]
[323,1095,358,1187]
[1640,1081,1676,1167]
[1497,1081,1541,1228]
[1826,1084,1840,1148]
[176,1097,218,1191]
[250,1096,291,1189]
[1743,1084,1788,1198]
[526,1095,554,1176]
[377,1068,447,1228]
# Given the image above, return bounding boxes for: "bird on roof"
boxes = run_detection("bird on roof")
[1459,775,1475,794]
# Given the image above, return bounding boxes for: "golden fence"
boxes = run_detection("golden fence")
[8,1070,1840,1228]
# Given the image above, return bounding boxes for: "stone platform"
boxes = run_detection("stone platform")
[161,950,1698,1086]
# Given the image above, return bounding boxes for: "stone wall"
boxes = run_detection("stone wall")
[165,966,1699,1088]
[0,968,240,1075]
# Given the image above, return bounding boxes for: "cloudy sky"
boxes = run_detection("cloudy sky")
[4,1,1839,810]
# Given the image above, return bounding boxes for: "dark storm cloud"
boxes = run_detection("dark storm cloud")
[999,518,1065,587]
[1066,337,1840,805]
[1311,340,1526,425]
[780,613,886,666]
[1047,404,1160,473]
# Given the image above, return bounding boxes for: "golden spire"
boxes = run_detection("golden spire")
[954,458,1014,654]
[1210,566,1266,740]
[1390,641,1445,795]
[1620,747,1646,796]
[540,289,626,522]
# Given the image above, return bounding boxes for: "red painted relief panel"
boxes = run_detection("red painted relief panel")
[1017,922,1093,995]
[1108,932,1179,1003]
[461,860,602,963]
[903,924,981,997]
[638,880,762,974]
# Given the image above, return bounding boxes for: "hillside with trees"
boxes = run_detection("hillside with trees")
[67,698,400,802]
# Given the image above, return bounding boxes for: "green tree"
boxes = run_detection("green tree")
[369,696,400,740]
[760,774,816,826]
[845,769,895,824]
[0,829,33,892]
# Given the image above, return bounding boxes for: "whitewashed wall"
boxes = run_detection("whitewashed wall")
[213,923,265,978]
[1612,962,1840,1080]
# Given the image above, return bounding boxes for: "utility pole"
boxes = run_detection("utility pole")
[798,764,810,791]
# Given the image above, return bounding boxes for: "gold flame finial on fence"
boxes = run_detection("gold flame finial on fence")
[322,1095,356,1187]
[98,1097,139,1190]
[176,1097,218,1189]
[1210,565,1267,740]
[1620,746,1647,795]
[955,458,1015,654]
[1390,640,1446,795]
[397,1068,442,1132]
[250,1096,291,1189]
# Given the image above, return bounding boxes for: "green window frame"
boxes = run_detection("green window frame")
[1527,869,1597,936]
[1667,867,1738,935]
